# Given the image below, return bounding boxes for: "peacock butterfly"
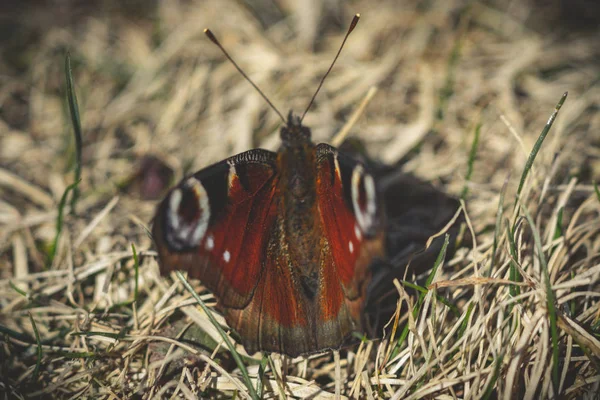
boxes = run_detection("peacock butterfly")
[152,14,386,357]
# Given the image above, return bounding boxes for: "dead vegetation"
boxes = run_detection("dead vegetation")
[1,0,599,398]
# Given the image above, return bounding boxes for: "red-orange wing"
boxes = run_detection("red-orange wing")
[224,207,317,356]
[152,149,279,309]
[315,144,384,324]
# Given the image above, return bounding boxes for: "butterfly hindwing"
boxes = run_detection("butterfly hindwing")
[226,214,315,356]
[152,149,279,309]
[226,198,360,357]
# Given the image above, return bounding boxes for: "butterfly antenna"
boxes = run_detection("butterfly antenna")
[204,28,286,124]
[300,13,360,123]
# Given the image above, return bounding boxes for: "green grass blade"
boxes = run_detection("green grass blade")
[553,207,564,241]
[457,302,475,339]
[506,92,567,395]
[28,312,43,382]
[461,123,481,199]
[425,234,450,289]
[256,354,268,398]
[481,354,503,400]
[64,52,83,213]
[57,351,97,359]
[10,281,28,297]
[176,271,258,400]
[594,181,600,203]
[401,280,459,314]
[506,222,521,298]
[395,234,450,352]
[47,179,81,265]
[516,92,567,198]
[522,206,560,394]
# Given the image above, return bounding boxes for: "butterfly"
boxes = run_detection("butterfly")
[152,14,386,357]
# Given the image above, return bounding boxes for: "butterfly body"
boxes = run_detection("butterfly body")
[153,111,384,356]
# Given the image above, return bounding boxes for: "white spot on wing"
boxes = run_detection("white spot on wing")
[354,224,362,240]
[205,234,214,250]
[223,250,231,263]
[349,241,354,253]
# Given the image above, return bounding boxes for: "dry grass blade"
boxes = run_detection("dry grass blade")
[331,86,378,147]
[176,272,258,400]
[556,310,600,370]
[0,169,54,208]
[522,205,560,393]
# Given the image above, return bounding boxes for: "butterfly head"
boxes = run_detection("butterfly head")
[280,111,312,148]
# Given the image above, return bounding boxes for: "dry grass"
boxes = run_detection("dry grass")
[1,0,600,398]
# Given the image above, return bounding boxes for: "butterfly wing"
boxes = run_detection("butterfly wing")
[315,143,385,325]
[152,149,279,309]
[225,211,318,356]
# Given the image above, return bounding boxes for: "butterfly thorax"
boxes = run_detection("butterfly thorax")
[277,114,323,293]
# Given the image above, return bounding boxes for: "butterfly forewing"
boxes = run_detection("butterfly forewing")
[315,144,384,321]
[153,149,279,309]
